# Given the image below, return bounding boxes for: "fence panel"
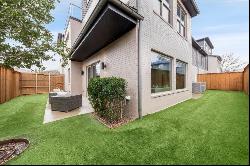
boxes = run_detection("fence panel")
[1,66,65,104]
[20,73,64,95]
[243,65,249,95]
[0,66,21,104]
[198,72,245,92]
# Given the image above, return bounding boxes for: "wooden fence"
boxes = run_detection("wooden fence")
[0,67,21,104]
[21,73,64,95]
[0,66,64,104]
[243,65,249,95]
[198,65,249,94]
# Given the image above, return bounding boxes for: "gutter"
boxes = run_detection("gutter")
[136,0,142,119]
[69,0,144,58]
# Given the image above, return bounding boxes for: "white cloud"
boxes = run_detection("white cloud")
[210,32,249,62]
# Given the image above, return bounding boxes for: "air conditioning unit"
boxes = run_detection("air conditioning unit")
[192,82,206,94]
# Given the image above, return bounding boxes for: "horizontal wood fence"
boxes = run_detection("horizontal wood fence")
[0,66,64,104]
[198,65,249,95]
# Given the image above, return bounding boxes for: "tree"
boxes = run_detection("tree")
[0,0,69,69]
[220,53,247,72]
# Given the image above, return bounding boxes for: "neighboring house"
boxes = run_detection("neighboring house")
[60,16,83,92]
[191,37,222,82]
[60,0,201,119]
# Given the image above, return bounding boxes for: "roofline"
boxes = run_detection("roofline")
[192,37,208,56]
[210,55,222,61]
[63,16,82,37]
[69,16,82,23]
[69,0,143,57]
[181,0,200,17]
[197,37,214,49]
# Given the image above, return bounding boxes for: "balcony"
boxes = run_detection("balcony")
[70,1,143,62]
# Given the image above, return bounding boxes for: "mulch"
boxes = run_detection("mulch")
[0,139,29,165]
[92,113,133,129]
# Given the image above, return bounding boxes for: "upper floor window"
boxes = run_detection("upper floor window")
[154,0,171,24]
[177,4,186,37]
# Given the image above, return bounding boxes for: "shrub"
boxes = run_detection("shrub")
[87,77,127,123]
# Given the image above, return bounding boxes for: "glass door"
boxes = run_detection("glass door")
[87,61,101,84]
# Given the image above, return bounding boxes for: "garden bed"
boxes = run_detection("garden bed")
[0,139,29,165]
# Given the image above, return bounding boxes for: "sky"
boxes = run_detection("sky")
[43,0,249,71]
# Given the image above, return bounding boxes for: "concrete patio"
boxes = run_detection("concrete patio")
[43,97,94,124]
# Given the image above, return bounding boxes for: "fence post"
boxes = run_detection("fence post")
[35,73,38,94]
[49,73,51,92]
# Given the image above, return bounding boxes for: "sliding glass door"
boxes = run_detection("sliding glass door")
[87,61,101,83]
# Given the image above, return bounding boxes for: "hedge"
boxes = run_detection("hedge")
[87,77,127,123]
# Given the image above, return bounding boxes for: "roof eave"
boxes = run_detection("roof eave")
[181,0,200,17]
[68,0,143,58]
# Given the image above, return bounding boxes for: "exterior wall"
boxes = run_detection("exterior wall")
[61,18,82,91]
[70,61,83,94]
[80,28,139,118]
[208,56,222,73]
[191,65,208,82]
[191,56,222,82]
[192,46,208,82]
[138,0,193,116]
[64,0,197,118]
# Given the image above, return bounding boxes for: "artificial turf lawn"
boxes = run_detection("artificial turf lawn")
[0,91,248,165]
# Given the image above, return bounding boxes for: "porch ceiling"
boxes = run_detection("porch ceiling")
[71,4,138,62]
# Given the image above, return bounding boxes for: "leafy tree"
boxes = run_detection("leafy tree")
[0,0,69,69]
[220,53,247,72]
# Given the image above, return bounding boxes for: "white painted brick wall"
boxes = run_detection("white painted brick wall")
[137,0,193,116]
[80,28,139,118]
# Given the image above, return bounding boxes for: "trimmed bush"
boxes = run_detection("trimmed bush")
[87,77,127,123]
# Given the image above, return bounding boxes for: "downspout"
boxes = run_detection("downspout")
[136,0,142,119]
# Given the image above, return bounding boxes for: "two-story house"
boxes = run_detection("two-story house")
[60,0,200,119]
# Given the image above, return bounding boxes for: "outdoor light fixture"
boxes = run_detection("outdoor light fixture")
[81,71,84,75]
[101,62,106,69]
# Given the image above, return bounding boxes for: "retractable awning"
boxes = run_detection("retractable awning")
[70,2,143,62]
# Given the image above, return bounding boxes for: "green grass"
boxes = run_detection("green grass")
[0,91,248,165]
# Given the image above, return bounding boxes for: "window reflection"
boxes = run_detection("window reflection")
[151,52,172,93]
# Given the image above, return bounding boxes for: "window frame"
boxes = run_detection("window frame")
[154,0,172,25]
[176,60,187,90]
[87,61,101,83]
[177,3,186,38]
[151,51,173,94]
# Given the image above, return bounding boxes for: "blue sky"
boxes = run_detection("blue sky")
[193,0,249,62]
[43,0,249,70]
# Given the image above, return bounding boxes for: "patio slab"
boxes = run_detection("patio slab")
[43,97,94,124]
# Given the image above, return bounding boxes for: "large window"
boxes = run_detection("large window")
[177,4,186,37]
[176,60,186,90]
[154,0,171,24]
[151,52,172,93]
